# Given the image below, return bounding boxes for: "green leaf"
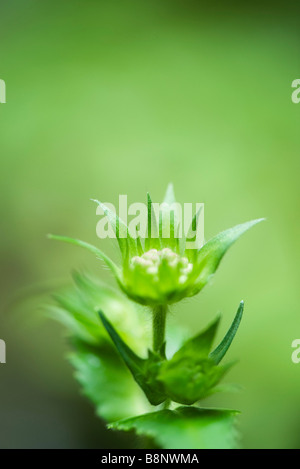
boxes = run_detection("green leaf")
[210,301,244,364]
[48,235,121,280]
[49,272,152,421]
[69,340,151,422]
[50,272,189,419]
[70,272,149,352]
[191,218,264,294]
[50,271,151,352]
[99,312,166,405]
[52,294,102,344]
[92,199,138,259]
[109,406,239,449]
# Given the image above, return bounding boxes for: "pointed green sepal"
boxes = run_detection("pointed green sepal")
[209,301,244,364]
[99,312,166,405]
[191,218,265,294]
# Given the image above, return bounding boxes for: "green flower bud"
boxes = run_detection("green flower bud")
[49,184,263,308]
[121,248,194,305]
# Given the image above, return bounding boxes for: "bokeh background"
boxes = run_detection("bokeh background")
[0,0,299,449]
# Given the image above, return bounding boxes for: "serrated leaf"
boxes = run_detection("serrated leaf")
[210,301,244,364]
[190,218,264,294]
[49,272,193,423]
[69,340,151,421]
[99,312,166,405]
[49,272,152,421]
[109,406,239,449]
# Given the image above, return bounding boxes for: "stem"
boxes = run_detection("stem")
[152,305,167,356]
[163,399,171,410]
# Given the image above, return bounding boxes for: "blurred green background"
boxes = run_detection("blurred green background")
[0,0,299,449]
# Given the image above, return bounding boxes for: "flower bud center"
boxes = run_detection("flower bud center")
[130,248,193,284]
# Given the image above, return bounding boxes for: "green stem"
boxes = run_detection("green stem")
[152,305,167,356]
[163,399,171,410]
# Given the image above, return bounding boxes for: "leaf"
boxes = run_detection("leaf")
[51,296,102,345]
[49,271,148,350]
[70,272,149,352]
[99,312,167,405]
[109,406,239,449]
[210,301,244,364]
[191,218,264,294]
[49,272,152,421]
[92,199,138,259]
[48,235,121,280]
[69,340,151,422]
[49,272,189,420]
